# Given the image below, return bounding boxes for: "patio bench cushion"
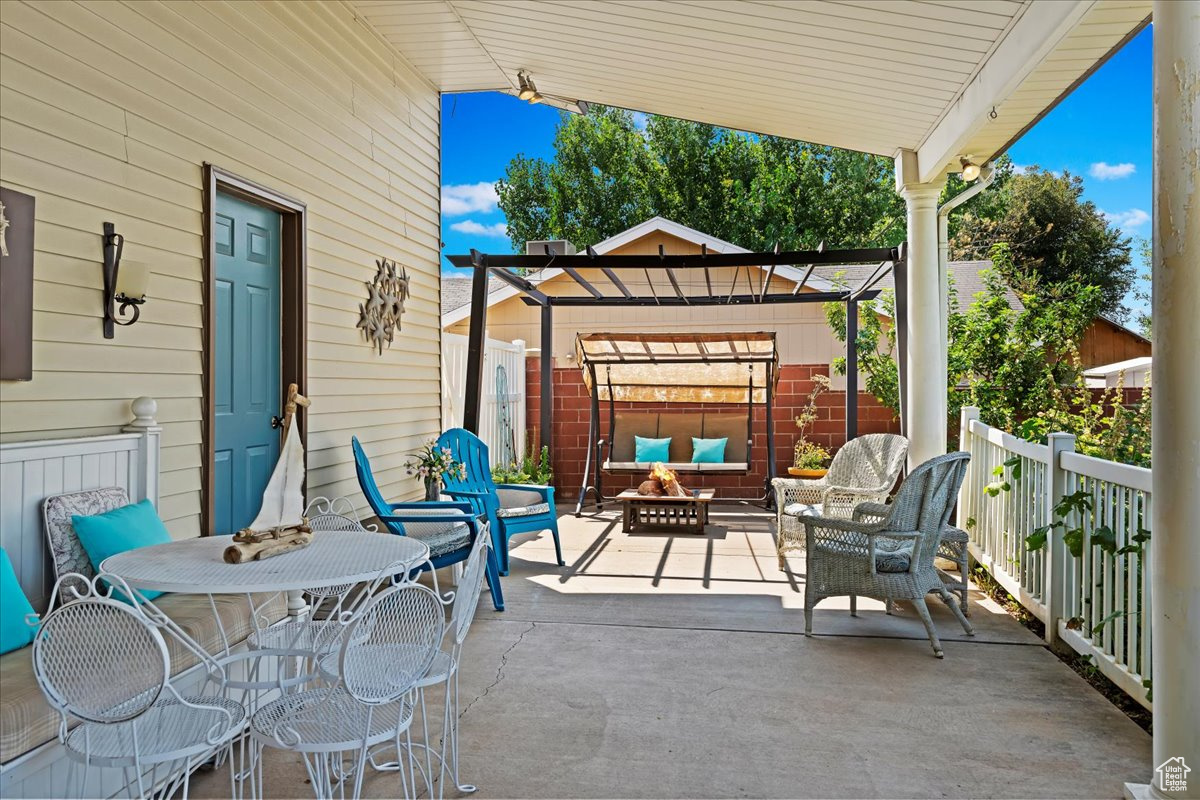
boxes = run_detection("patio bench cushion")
[0,591,286,765]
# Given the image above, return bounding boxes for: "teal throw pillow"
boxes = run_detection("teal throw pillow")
[72,499,171,603]
[634,436,671,463]
[692,437,728,464]
[0,548,37,654]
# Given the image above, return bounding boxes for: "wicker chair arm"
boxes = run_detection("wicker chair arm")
[799,514,886,537]
[851,502,892,523]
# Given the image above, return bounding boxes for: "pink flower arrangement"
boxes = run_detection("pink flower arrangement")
[404,440,467,483]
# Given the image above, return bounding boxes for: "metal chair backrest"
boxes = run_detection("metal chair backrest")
[826,433,909,488]
[339,582,445,705]
[304,497,372,601]
[33,594,168,726]
[436,428,497,520]
[450,532,490,647]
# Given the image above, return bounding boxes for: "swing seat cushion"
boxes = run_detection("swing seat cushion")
[605,412,749,472]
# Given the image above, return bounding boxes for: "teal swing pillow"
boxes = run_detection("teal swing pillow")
[692,437,728,464]
[634,436,672,463]
[72,499,172,603]
[0,548,37,655]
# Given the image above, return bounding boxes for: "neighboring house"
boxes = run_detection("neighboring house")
[442,217,1151,498]
[1085,357,1152,389]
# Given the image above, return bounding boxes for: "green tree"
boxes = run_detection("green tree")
[496,106,904,252]
[950,166,1134,319]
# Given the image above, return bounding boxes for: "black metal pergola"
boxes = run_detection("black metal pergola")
[446,242,910,462]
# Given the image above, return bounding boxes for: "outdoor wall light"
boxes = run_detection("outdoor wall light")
[960,157,981,181]
[101,222,149,338]
[517,71,543,104]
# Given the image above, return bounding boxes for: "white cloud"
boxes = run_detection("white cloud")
[1102,208,1151,229]
[449,219,509,238]
[1089,162,1136,180]
[441,182,498,216]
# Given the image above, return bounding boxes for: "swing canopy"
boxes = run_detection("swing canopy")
[576,332,779,405]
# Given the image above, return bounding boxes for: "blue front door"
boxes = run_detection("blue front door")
[213,193,282,536]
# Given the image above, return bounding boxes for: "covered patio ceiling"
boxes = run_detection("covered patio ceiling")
[348,0,1150,181]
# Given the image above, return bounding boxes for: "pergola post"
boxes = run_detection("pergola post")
[462,267,489,434]
[896,151,947,467]
[1140,3,1200,797]
[845,298,858,441]
[540,303,554,455]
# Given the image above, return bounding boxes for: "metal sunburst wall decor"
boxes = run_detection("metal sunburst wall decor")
[357,257,410,355]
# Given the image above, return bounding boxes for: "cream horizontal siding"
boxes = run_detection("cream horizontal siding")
[0,0,442,536]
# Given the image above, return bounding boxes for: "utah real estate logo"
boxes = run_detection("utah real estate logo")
[1157,757,1191,793]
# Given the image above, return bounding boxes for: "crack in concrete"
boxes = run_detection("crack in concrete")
[459,621,536,719]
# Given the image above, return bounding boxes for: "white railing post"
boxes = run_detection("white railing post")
[122,396,162,507]
[1044,431,1076,648]
[956,406,980,531]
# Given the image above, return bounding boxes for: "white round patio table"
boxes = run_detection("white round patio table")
[100,530,429,595]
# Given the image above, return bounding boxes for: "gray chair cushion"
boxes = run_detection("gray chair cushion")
[783,502,823,518]
[813,532,915,573]
[400,520,472,559]
[42,487,131,594]
[496,503,551,519]
[873,539,915,573]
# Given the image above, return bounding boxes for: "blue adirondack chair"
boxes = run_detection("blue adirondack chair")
[436,428,565,576]
[351,436,504,610]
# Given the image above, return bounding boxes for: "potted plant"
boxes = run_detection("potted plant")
[790,374,832,478]
[405,440,466,501]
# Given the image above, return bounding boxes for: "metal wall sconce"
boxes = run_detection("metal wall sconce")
[101,222,149,338]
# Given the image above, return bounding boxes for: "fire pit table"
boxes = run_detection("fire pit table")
[617,488,715,534]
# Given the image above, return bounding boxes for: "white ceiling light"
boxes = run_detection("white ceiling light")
[517,70,542,103]
[960,157,981,182]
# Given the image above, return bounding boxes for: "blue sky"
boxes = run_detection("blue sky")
[439,26,1153,308]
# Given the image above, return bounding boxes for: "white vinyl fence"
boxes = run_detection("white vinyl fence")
[442,333,526,468]
[957,407,1152,710]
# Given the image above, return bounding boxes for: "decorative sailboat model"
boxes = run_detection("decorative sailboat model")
[223,383,314,564]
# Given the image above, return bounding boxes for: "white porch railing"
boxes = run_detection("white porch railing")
[441,333,526,468]
[957,407,1152,710]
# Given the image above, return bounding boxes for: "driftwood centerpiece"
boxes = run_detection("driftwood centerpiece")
[639,463,688,497]
[223,384,315,564]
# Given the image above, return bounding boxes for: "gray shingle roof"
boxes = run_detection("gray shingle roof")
[810,260,1023,311]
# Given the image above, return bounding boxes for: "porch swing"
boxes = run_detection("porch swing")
[575,331,779,513]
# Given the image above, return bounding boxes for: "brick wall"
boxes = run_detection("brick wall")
[526,361,900,499]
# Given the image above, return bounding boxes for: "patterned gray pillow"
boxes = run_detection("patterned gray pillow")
[42,487,131,594]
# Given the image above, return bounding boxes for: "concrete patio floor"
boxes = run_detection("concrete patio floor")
[193,504,1151,799]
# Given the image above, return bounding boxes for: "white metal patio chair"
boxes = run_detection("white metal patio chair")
[246,496,379,656]
[772,433,908,568]
[249,581,446,800]
[801,451,975,658]
[320,526,493,797]
[31,574,245,800]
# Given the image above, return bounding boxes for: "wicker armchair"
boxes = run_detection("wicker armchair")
[772,433,908,568]
[801,451,974,658]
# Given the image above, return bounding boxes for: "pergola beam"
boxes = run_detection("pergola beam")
[518,290,879,307]
[446,246,897,271]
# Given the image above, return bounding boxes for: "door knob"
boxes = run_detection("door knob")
[270,415,284,429]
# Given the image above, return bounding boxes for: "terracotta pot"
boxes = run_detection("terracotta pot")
[788,467,828,478]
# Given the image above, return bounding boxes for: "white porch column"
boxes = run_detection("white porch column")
[896,150,948,467]
[1145,2,1200,798]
